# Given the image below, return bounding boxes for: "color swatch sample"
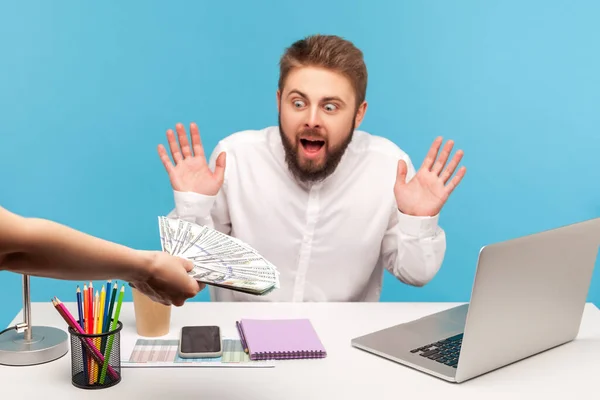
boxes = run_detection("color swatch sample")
[123,338,272,368]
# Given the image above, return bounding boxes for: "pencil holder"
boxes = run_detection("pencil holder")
[68,320,123,390]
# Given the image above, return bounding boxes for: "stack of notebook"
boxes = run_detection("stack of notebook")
[238,318,327,361]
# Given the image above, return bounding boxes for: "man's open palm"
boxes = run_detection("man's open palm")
[394,137,466,217]
[157,123,226,196]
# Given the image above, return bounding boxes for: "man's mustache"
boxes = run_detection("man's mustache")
[297,128,327,141]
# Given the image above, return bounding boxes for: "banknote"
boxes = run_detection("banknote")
[158,216,280,295]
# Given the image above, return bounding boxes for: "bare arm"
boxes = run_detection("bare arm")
[0,206,151,281]
[0,206,203,306]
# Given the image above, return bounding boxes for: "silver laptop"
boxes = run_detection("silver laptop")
[351,217,600,383]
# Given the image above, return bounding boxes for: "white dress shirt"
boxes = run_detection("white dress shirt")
[167,126,446,302]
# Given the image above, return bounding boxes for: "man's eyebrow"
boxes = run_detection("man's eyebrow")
[287,90,347,105]
[287,89,307,98]
[322,96,346,105]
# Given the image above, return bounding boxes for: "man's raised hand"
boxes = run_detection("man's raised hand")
[157,122,226,196]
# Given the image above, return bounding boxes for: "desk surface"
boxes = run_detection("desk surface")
[1,301,599,399]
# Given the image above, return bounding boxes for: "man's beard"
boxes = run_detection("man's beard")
[278,114,355,184]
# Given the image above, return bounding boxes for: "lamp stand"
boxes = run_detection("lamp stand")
[0,275,68,366]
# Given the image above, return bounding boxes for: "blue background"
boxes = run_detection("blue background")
[1,1,599,326]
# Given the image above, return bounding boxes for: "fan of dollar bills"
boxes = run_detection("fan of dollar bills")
[158,216,280,296]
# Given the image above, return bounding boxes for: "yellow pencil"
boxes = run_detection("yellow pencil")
[98,286,106,383]
[99,286,106,334]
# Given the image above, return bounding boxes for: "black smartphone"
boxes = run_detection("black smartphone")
[178,325,222,358]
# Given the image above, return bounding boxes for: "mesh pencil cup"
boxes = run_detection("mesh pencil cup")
[68,320,122,389]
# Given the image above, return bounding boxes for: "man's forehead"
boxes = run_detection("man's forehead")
[283,66,355,102]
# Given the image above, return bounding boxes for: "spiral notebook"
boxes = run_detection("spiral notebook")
[239,318,327,360]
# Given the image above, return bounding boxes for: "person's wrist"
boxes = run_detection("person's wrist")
[124,249,155,284]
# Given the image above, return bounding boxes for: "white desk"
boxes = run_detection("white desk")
[1,302,599,399]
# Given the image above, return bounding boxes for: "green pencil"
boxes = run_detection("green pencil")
[99,284,124,384]
[101,282,118,353]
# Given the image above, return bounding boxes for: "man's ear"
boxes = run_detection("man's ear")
[354,100,368,128]
[276,89,281,113]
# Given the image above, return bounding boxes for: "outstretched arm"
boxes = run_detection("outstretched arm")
[382,137,464,286]
[0,206,203,306]
[380,154,446,286]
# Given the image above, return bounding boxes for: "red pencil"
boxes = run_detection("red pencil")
[52,297,119,380]
[87,283,93,333]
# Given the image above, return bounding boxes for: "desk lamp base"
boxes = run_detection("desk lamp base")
[0,326,68,366]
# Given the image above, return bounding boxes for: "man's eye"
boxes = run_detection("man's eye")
[293,100,306,108]
[324,103,337,112]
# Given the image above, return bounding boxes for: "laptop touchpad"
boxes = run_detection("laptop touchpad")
[404,313,465,339]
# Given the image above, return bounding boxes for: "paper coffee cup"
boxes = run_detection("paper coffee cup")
[131,287,171,337]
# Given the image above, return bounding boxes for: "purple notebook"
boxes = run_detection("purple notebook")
[239,318,327,360]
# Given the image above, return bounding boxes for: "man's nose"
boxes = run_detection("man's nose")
[304,106,323,129]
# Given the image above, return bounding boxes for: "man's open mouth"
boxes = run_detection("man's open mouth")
[300,138,325,153]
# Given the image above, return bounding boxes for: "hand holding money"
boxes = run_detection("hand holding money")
[158,217,280,296]
[129,250,205,307]
[157,122,226,196]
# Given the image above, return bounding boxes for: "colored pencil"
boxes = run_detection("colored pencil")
[99,287,106,332]
[94,290,100,336]
[76,286,84,328]
[83,284,88,331]
[102,282,110,332]
[102,282,118,353]
[94,290,101,382]
[76,287,88,381]
[88,282,93,329]
[105,280,111,308]
[51,297,119,380]
[99,285,124,384]
[87,283,94,384]
[83,283,91,381]
[97,288,106,383]
[101,282,113,352]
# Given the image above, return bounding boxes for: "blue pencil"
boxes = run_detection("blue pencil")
[100,280,112,352]
[76,286,88,381]
[102,281,111,332]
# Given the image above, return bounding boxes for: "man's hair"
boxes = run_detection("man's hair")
[278,34,368,108]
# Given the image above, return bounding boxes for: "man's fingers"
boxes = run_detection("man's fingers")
[166,129,183,164]
[157,145,176,176]
[431,140,454,176]
[190,122,206,161]
[214,152,226,184]
[175,123,192,159]
[420,136,443,171]
[440,150,464,184]
[396,159,408,185]
[445,166,467,195]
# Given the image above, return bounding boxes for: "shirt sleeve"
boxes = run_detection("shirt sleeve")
[378,153,447,286]
[379,209,446,287]
[165,141,232,235]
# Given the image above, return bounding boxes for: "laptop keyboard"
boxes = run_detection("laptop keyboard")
[409,333,463,368]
